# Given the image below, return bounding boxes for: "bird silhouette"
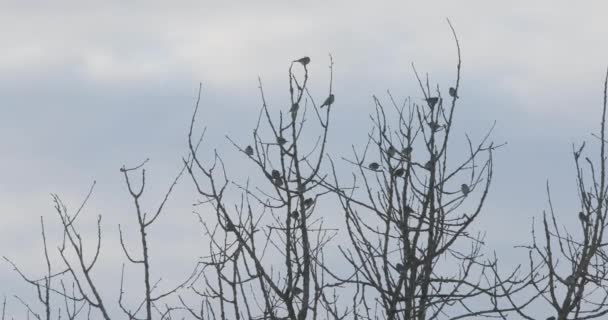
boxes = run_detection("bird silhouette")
[565,275,576,285]
[395,263,406,274]
[461,184,470,196]
[304,198,314,208]
[273,178,283,187]
[320,94,335,108]
[449,87,459,98]
[272,170,281,179]
[290,210,299,219]
[424,160,434,171]
[294,56,310,66]
[369,162,380,170]
[277,137,287,145]
[579,211,588,223]
[402,146,413,158]
[392,168,405,177]
[290,103,299,113]
[245,145,254,156]
[226,220,236,232]
[429,121,441,132]
[387,146,396,158]
[425,97,439,109]
[404,205,415,214]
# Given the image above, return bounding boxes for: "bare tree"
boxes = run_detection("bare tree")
[323,21,530,319]
[181,56,346,320]
[516,69,608,320]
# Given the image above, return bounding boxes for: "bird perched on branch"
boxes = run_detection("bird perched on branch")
[424,160,434,171]
[290,211,299,219]
[425,97,439,109]
[277,136,287,145]
[387,146,396,158]
[428,121,441,132]
[565,275,576,286]
[449,87,459,98]
[579,211,588,223]
[245,145,254,156]
[272,170,281,180]
[461,184,470,196]
[395,263,406,274]
[226,220,236,232]
[392,168,405,177]
[290,103,299,113]
[304,198,314,208]
[320,94,335,108]
[369,162,380,170]
[294,56,310,66]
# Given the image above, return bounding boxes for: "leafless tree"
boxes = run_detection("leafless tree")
[516,69,608,320]
[180,55,346,320]
[322,21,531,319]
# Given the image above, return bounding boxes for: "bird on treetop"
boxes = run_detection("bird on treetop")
[461,184,470,196]
[304,198,314,208]
[320,94,335,108]
[579,211,588,223]
[369,162,380,170]
[392,168,405,177]
[425,97,439,109]
[245,145,254,156]
[271,170,281,179]
[290,211,299,219]
[290,103,299,113]
[387,146,396,158]
[449,87,459,98]
[294,56,310,66]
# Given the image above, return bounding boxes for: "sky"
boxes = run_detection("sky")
[1,1,608,318]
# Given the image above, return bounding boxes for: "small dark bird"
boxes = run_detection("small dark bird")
[404,205,415,214]
[369,162,380,170]
[245,145,254,156]
[290,103,299,113]
[387,146,396,158]
[273,178,283,187]
[395,263,406,274]
[429,121,441,131]
[579,211,588,223]
[392,168,405,177]
[402,146,413,158]
[425,97,439,109]
[320,94,335,108]
[226,220,236,232]
[565,275,576,285]
[298,184,306,194]
[303,198,314,208]
[290,211,299,219]
[424,160,434,171]
[277,136,287,145]
[461,184,470,196]
[272,170,281,180]
[294,56,310,66]
[449,87,459,98]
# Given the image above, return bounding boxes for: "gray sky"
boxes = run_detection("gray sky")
[1,1,608,318]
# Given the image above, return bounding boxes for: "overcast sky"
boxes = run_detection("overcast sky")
[1,1,608,318]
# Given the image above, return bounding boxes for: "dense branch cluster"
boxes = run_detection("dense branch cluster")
[3,24,608,320]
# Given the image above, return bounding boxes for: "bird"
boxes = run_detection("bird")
[303,198,314,208]
[565,275,576,285]
[424,160,434,171]
[425,97,439,109]
[298,184,306,194]
[290,103,299,113]
[277,137,287,145]
[320,94,335,108]
[226,220,236,232]
[245,145,254,156]
[273,178,283,187]
[294,56,310,66]
[290,210,299,219]
[405,205,415,214]
[461,184,470,196]
[402,146,413,157]
[387,146,396,158]
[395,263,406,274]
[449,87,459,98]
[428,121,441,132]
[392,168,405,177]
[579,211,588,223]
[272,170,281,180]
[369,162,380,170]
